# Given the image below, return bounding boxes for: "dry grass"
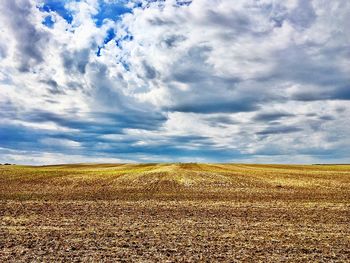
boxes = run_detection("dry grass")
[1,163,350,262]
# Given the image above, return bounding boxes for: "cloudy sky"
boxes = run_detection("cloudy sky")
[0,0,349,164]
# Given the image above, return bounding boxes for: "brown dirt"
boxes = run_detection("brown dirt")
[1,163,350,262]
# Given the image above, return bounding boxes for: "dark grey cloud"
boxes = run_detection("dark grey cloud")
[62,49,91,74]
[264,3,288,28]
[288,0,316,29]
[168,135,211,144]
[0,43,7,59]
[162,45,263,113]
[259,43,350,102]
[142,61,157,79]
[0,116,242,163]
[204,115,238,126]
[206,9,252,34]
[292,86,350,101]
[253,112,295,122]
[0,0,48,71]
[40,79,65,95]
[66,81,85,91]
[0,100,19,119]
[319,115,336,121]
[257,125,303,135]
[20,109,166,133]
[147,17,176,26]
[162,34,186,48]
[169,100,258,114]
[272,45,349,87]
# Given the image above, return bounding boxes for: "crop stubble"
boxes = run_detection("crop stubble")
[1,163,349,262]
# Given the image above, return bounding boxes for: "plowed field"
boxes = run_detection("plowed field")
[1,163,350,262]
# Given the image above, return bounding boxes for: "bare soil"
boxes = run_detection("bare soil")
[1,164,349,262]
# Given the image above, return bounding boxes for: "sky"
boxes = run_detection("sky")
[0,0,349,164]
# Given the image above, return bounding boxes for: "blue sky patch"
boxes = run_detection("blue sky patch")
[39,0,131,27]
[93,1,131,27]
[42,15,55,28]
[115,34,133,48]
[96,28,116,57]
[104,28,116,44]
[96,46,102,57]
[39,0,74,24]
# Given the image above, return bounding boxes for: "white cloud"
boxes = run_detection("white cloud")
[40,138,81,148]
[0,0,349,163]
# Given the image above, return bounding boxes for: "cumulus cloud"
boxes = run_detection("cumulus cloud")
[0,0,349,164]
[0,0,49,71]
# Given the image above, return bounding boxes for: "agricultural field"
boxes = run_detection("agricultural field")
[1,163,350,262]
